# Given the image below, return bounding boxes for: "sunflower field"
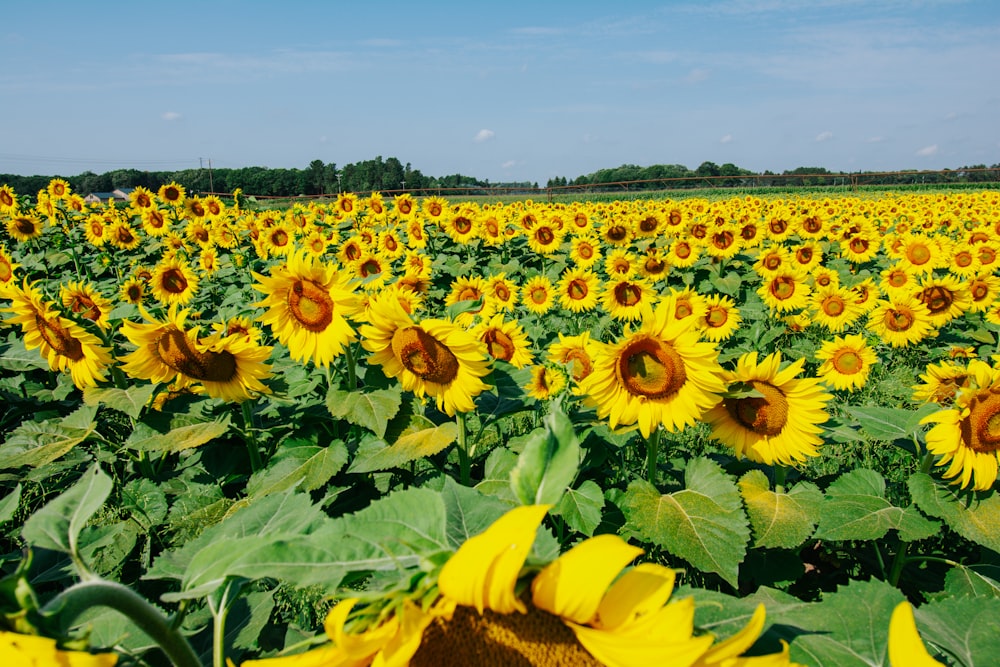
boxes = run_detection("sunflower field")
[1,179,1000,666]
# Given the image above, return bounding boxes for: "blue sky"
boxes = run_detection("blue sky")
[2,0,998,186]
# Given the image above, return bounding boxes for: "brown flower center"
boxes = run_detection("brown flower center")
[821,295,846,317]
[161,268,189,294]
[770,276,796,301]
[156,328,237,382]
[391,326,459,384]
[606,225,628,242]
[567,279,589,301]
[36,314,84,361]
[961,392,1000,454]
[674,242,692,259]
[613,282,643,307]
[482,329,516,362]
[706,306,728,328]
[288,279,334,332]
[905,243,931,265]
[725,381,789,436]
[920,285,953,315]
[616,336,687,400]
[831,349,863,375]
[455,216,473,234]
[884,308,915,332]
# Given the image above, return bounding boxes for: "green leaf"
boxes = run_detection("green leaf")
[227,589,276,656]
[0,405,98,469]
[83,385,158,419]
[120,479,168,531]
[78,521,140,576]
[0,483,21,525]
[474,447,518,503]
[347,419,457,474]
[814,469,939,542]
[510,404,581,506]
[553,480,604,537]
[247,437,348,498]
[0,334,50,372]
[620,458,750,587]
[326,386,402,438]
[915,595,1000,666]
[782,578,905,667]
[439,476,511,548]
[738,470,822,549]
[124,414,232,453]
[845,403,938,442]
[942,563,1000,599]
[22,464,113,560]
[475,363,532,422]
[909,472,1000,553]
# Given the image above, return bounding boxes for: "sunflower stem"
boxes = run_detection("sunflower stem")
[345,341,358,390]
[887,541,910,588]
[457,411,471,486]
[241,401,264,473]
[919,450,935,474]
[41,578,201,667]
[774,465,788,494]
[646,427,661,486]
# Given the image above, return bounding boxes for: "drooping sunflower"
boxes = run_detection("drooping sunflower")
[252,249,360,368]
[149,256,200,306]
[814,333,879,392]
[120,306,273,402]
[470,314,535,368]
[243,505,798,667]
[522,275,556,315]
[866,295,934,348]
[60,280,113,331]
[921,359,1000,490]
[1,280,113,389]
[579,298,726,437]
[704,351,832,466]
[359,293,491,416]
[557,268,601,314]
[912,359,970,406]
[0,184,18,213]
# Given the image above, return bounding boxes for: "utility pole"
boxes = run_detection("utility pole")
[199,157,215,193]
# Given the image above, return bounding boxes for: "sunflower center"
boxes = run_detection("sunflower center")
[644,256,665,274]
[849,237,869,254]
[884,308,914,332]
[796,248,813,264]
[616,337,687,400]
[494,284,511,302]
[725,381,789,436]
[706,306,728,328]
[763,254,782,271]
[564,348,593,381]
[821,296,845,317]
[161,268,189,294]
[712,231,734,249]
[831,349,863,375]
[970,280,989,301]
[606,225,628,242]
[674,242,692,259]
[675,301,694,319]
[68,294,101,322]
[529,286,549,305]
[955,251,974,268]
[962,393,1000,454]
[0,258,13,282]
[906,243,931,265]
[887,270,909,288]
[769,218,788,234]
[288,279,334,332]
[482,329,516,362]
[360,258,382,277]
[614,282,642,307]
[411,604,600,667]
[392,326,460,384]
[535,227,555,245]
[770,276,796,300]
[455,217,473,234]
[271,229,289,246]
[35,314,84,361]
[567,279,589,300]
[14,217,37,235]
[920,286,953,314]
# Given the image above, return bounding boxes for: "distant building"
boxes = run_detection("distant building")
[83,187,133,205]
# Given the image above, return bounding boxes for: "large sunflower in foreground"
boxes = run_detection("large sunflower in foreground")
[120,306,273,402]
[704,351,832,466]
[920,359,1000,490]
[252,249,360,368]
[359,294,492,417]
[578,298,726,438]
[888,602,945,667]
[0,629,117,666]
[241,505,798,667]
[1,280,113,389]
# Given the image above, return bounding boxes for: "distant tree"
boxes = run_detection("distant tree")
[308,159,326,195]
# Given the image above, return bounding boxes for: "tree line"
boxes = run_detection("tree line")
[2,157,998,200]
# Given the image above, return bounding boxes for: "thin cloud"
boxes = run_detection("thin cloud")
[474,129,496,143]
[720,134,734,144]
[501,160,517,168]
[916,144,939,157]
[682,68,710,83]
[161,111,181,121]
[815,131,834,142]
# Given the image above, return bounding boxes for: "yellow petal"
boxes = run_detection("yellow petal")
[323,598,399,664]
[571,612,714,667]
[594,563,676,631]
[693,604,766,666]
[531,533,644,624]
[438,504,550,614]
[888,602,944,667]
[370,601,437,667]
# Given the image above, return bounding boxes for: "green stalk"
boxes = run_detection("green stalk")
[646,427,661,486]
[209,583,236,667]
[42,579,201,667]
[241,401,264,473]
[774,465,788,494]
[344,341,357,390]
[457,411,471,486]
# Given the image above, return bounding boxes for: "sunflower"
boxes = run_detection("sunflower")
[666,238,700,269]
[420,196,449,222]
[603,249,637,278]
[879,263,919,298]
[948,245,982,279]
[108,220,142,251]
[894,233,943,275]
[809,284,864,333]
[120,307,273,402]
[120,277,146,306]
[705,224,741,260]
[60,280,113,331]
[0,630,118,667]
[393,193,417,219]
[0,184,18,213]
[888,602,945,667]
[699,294,742,342]
[334,192,359,218]
[141,207,170,237]
[5,212,43,242]
[485,273,519,313]
[866,295,934,348]
[753,244,792,278]
[82,214,108,246]
[252,249,360,368]
[377,229,406,260]
[527,221,564,256]
[790,241,822,273]
[638,248,669,282]
[470,314,535,368]
[0,244,20,286]
[570,236,602,269]
[524,365,567,400]
[445,275,491,325]
[157,181,186,208]
[477,209,508,247]
[704,351,832,466]
[967,273,1000,313]
[353,251,392,292]
[359,294,491,416]
[579,299,726,437]
[839,232,881,264]
[547,331,598,387]
[522,275,556,315]
[912,360,970,405]
[669,287,707,324]
[814,333,879,392]
[149,256,200,306]
[443,207,480,244]
[921,359,1000,490]
[601,277,656,322]
[252,505,797,667]
[916,274,971,327]
[1,280,113,389]
[557,268,600,314]
[758,269,811,314]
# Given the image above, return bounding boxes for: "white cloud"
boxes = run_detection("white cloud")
[916,144,939,157]
[815,131,834,142]
[501,160,517,169]
[161,111,181,121]
[720,134,733,144]
[682,68,709,83]
[867,136,885,143]
[474,129,495,143]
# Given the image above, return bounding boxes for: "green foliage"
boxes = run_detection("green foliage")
[814,469,939,542]
[739,470,822,549]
